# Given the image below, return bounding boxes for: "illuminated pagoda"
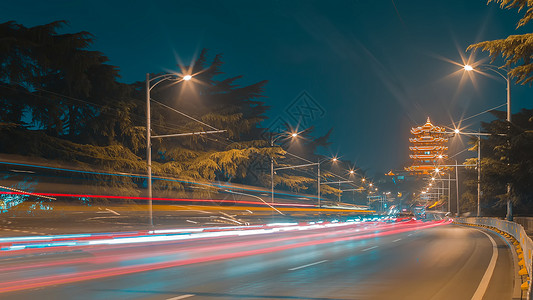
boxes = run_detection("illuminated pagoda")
[405,117,448,175]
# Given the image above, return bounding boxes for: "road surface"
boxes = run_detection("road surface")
[0,220,516,299]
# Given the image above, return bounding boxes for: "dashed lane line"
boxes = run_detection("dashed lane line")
[289,260,328,271]
[166,294,195,300]
[361,246,379,252]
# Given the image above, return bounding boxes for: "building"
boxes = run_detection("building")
[405,117,448,175]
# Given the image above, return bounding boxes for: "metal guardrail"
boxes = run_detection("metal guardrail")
[456,217,532,298]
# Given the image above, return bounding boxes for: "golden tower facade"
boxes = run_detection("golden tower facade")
[405,117,448,174]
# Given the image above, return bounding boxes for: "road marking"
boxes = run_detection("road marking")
[361,246,378,252]
[289,260,328,271]
[166,294,195,300]
[471,230,498,300]
[105,208,120,215]
[392,238,402,242]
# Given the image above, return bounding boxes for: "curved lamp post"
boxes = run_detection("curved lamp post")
[463,64,513,220]
[269,132,298,204]
[146,72,192,226]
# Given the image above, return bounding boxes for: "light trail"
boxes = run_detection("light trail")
[0,160,322,200]
[0,220,449,293]
[1,219,400,252]
[0,191,317,208]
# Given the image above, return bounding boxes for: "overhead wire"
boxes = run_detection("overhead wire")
[2,81,363,195]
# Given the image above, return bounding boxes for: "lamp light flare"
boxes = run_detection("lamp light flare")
[349,170,355,174]
[291,133,298,137]
[183,74,192,81]
[332,157,338,162]
[454,128,460,134]
[464,65,473,71]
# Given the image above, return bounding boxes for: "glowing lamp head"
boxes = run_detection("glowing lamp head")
[464,65,473,71]
[349,170,355,174]
[435,168,440,173]
[454,128,460,134]
[332,157,338,162]
[369,183,373,187]
[431,177,435,181]
[438,155,443,159]
[291,133,298,137]
[183,74,192,81]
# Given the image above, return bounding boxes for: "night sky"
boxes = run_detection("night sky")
[3,0,533,175]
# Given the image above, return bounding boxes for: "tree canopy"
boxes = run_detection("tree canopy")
[0,21,358,202]
[468,0,533,84]
[460,109,533,215]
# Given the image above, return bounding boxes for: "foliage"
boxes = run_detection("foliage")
[0,21,346,202]
[486,0,533,28]
[468,1,533,84]
[460,109,533,215]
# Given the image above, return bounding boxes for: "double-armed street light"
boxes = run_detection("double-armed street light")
[275,156,339,208]
[273,155,362,208]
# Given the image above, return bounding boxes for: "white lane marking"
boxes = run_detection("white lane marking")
[105,208,120,215]
[166,294,195,300]
[471,230,498,300]
[361,246,379,252]
[392,238,402,242]
[289,260,328,271]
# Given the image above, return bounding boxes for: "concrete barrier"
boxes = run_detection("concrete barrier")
[456,217,532,299]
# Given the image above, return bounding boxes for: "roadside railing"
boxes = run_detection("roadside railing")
[455,217,532,299]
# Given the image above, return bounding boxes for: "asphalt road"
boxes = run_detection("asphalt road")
[0,221,516,300]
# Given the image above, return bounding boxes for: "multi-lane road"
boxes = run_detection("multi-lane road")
[0,219,517,300]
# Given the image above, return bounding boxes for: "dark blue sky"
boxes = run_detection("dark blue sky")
[3,0,533,175]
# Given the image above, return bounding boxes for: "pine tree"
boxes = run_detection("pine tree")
[468,0,533,84]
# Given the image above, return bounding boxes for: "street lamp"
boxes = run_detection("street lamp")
[146,72,193,226]
[317,157,339,208]
[464,63,513,220]
[449,129,495,217]
[269,132,298,204]
[463,64,510,123]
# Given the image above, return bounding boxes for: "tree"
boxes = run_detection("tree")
[468,0,533,84]
[460,109,533,215]
[0,21,138,144]
[0,21,341,205]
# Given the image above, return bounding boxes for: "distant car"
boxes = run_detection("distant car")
[395,212,416,222]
